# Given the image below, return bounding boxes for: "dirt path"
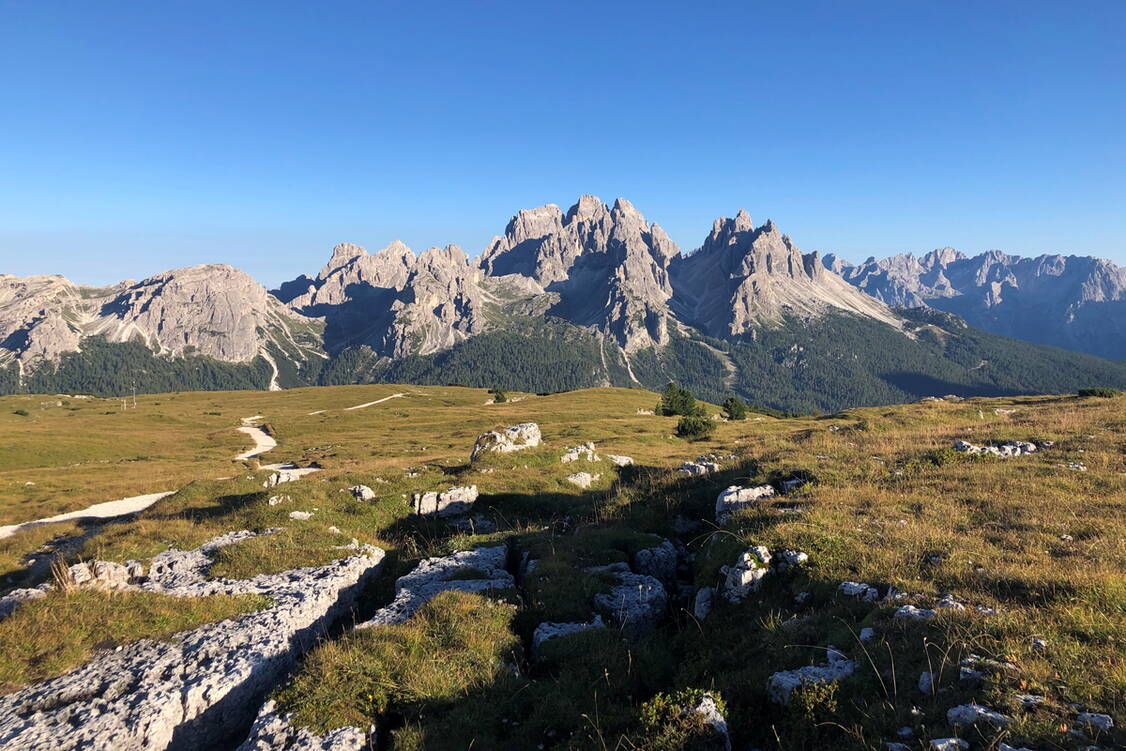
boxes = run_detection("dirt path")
[0,491,177,541]
[344,393,405,411]
[235,416,278,461]
[0,416,310,540]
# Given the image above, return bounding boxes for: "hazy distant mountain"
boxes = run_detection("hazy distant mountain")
[825,249,1126,359]
[3,197,1126,410]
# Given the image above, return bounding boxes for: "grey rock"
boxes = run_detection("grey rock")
[531,615,605,656]
[592,571,668,640]
[1077,712,1114,732]
[767,647,855,704]
[693,587,715,620]
[560,442,599,463]
[928,740,969,751]
[715,484,775,523]
[631,539,677,586]
[470,423,542,461]
[946,703,1010,728]
[348,485,376,501]
[413,485,479,516]
[565,472,600,489]
[606,454,634,467]
[894,605,937,621]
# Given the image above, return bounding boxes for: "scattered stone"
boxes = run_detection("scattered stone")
[918,671,935,695]
[413,485,479,516]
[360,545,513,627]
[348,485,376,501]
[936,593,966,611]
[1031,637,1048,653]
[886,744,910,751]
[288,510,313,521]
[959,666,983,682]
[262,472,295,489]
[794,591,811,605]
[686,694,731,751]
[715,485,776,523]
[679,460,719,476]
[1077,712,1114,733]
[929,740,968,751]
[693,587,714,620]
[0,586,50,620]
[721,547,771,602]
[839,581,879,601]
[953,439,1044,457]
[767,648,856,704]
[897,726,914,740]
[606,455,634,467]
[947,703,1010,728]
[531,615,605,656]
[1065,462,1088,471]
[998,744,1035,751]
[631,539,677,585]
[592,569,668,640]
[859,627,876,642]
[894,605,937,621]
[267,494,291,506]
[470,423,541,461]
[560,442,598,463]
[773,549,808,570]
[327,526,342,534]
[565,472,600,489]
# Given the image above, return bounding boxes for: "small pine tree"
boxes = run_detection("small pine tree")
[489,388,507,403]
[656,383,701,417]
[721,396,748,420]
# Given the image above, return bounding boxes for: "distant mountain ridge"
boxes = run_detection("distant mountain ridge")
[825,249,1126,359]
[3,196,1125,411]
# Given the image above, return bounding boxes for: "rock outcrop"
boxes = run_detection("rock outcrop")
[0,534,385,751]
[359,544,513,628]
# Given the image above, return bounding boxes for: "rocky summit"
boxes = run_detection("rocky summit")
[3,197,1126,411]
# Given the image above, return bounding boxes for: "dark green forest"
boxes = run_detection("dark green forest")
[4,313,1125,412]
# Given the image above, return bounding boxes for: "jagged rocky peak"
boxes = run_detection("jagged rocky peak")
[672,212,901,338]
[381,245,487,358]
[478,194,679,351]
[480,194,678,287]
[287,241,417,311]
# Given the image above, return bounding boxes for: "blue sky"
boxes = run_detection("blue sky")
[2,0,1124,287]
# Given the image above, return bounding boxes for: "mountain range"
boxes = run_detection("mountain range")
[3,196,1125,411]
[825,249,1126,359]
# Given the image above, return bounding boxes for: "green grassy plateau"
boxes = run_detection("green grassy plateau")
[0,384,1122,749]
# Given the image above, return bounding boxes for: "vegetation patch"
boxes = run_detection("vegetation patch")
[0,589,267,692]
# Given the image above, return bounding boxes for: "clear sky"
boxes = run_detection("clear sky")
[2,0,1124,287]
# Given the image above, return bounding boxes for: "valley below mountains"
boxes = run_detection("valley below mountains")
[3,196,1125,412]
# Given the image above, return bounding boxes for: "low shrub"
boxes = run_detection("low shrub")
[676,415,715,440]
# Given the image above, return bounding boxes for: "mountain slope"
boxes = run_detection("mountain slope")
[0,265,325,393]
[826,249,1126,359]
